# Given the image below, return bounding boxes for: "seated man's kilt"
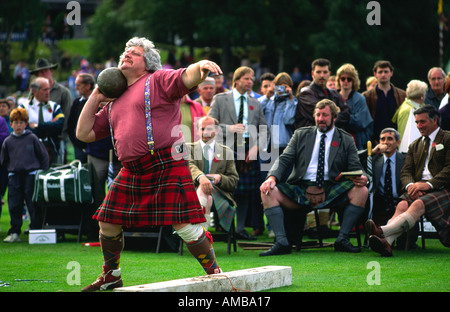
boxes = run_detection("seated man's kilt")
[399,189,450,247]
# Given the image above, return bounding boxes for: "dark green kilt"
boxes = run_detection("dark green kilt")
[277,180,355,211]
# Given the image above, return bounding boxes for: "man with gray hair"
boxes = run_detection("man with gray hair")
[19,77,65,164]
[425,67,446,109]
[370,128,406,227]
[30,58,72,163]
[195,77,216,114]
[77,37,223,291]
[367,105,450,256]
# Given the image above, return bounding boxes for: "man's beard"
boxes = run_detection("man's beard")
[317,120,334,133]
[315,79,327,89]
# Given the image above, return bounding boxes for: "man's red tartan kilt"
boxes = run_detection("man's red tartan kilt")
[93,146,205,227]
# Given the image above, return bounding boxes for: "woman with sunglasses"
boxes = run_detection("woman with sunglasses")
[336,63,373,150]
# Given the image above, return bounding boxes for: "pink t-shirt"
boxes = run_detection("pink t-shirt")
[92,68,191,162]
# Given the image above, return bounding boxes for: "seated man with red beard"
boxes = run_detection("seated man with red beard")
[259,99,368,256]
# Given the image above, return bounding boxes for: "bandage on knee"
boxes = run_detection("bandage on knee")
[176,223,204,243]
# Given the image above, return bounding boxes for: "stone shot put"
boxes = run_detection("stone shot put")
[76,37,223,291]
[96,67,128,98]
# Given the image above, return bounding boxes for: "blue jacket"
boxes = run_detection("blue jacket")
[261,95,297,148]
[345,91,373,150]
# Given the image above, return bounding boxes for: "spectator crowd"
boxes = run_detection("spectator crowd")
[1,48,449,261]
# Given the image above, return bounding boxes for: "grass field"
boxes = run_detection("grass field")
[1,202,449,294]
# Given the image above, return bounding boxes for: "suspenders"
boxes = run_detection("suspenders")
[144,75,155,154]
[109,75,155,156]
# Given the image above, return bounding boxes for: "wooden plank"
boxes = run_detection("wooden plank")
[114,266,292,292]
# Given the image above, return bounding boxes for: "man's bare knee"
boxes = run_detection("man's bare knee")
[99,222,123,237]
[408,199,426,220]
[348,186,368,207]
[261,188,281,208]
[396,201,409,214]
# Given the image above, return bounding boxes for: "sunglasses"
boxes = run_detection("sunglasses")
[340,77,353,82]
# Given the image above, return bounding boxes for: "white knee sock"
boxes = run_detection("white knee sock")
[381,212,416,245]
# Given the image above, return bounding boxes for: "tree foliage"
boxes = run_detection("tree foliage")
[87,0,450,87]
[87,0,135,63]
[0,0,46,85]
[310,0,444,87]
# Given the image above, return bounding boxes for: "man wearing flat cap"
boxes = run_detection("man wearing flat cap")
[30,58,72,163]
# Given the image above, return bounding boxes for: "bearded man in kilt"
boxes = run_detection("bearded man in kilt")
[77,37,223,291]
[259,99,369,256]
[366,105,450,256]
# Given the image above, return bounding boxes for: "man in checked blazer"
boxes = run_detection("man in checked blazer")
[188,116,239,231]
[367,105,450,256]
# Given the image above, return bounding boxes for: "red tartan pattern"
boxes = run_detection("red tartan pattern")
[93,147,205,227]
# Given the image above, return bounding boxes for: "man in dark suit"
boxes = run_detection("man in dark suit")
[208,66,267,240]
[370,128,406,225]
[367,105,450,256]
[188,116,239,232]
[369,128,419,249]
[67,73,95,163]
[260,99,368,256]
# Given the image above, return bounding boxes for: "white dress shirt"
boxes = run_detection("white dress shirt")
[421,127,439,181]
[379,152,399,198]
[304,127,336,182]
[406,127,440,190]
